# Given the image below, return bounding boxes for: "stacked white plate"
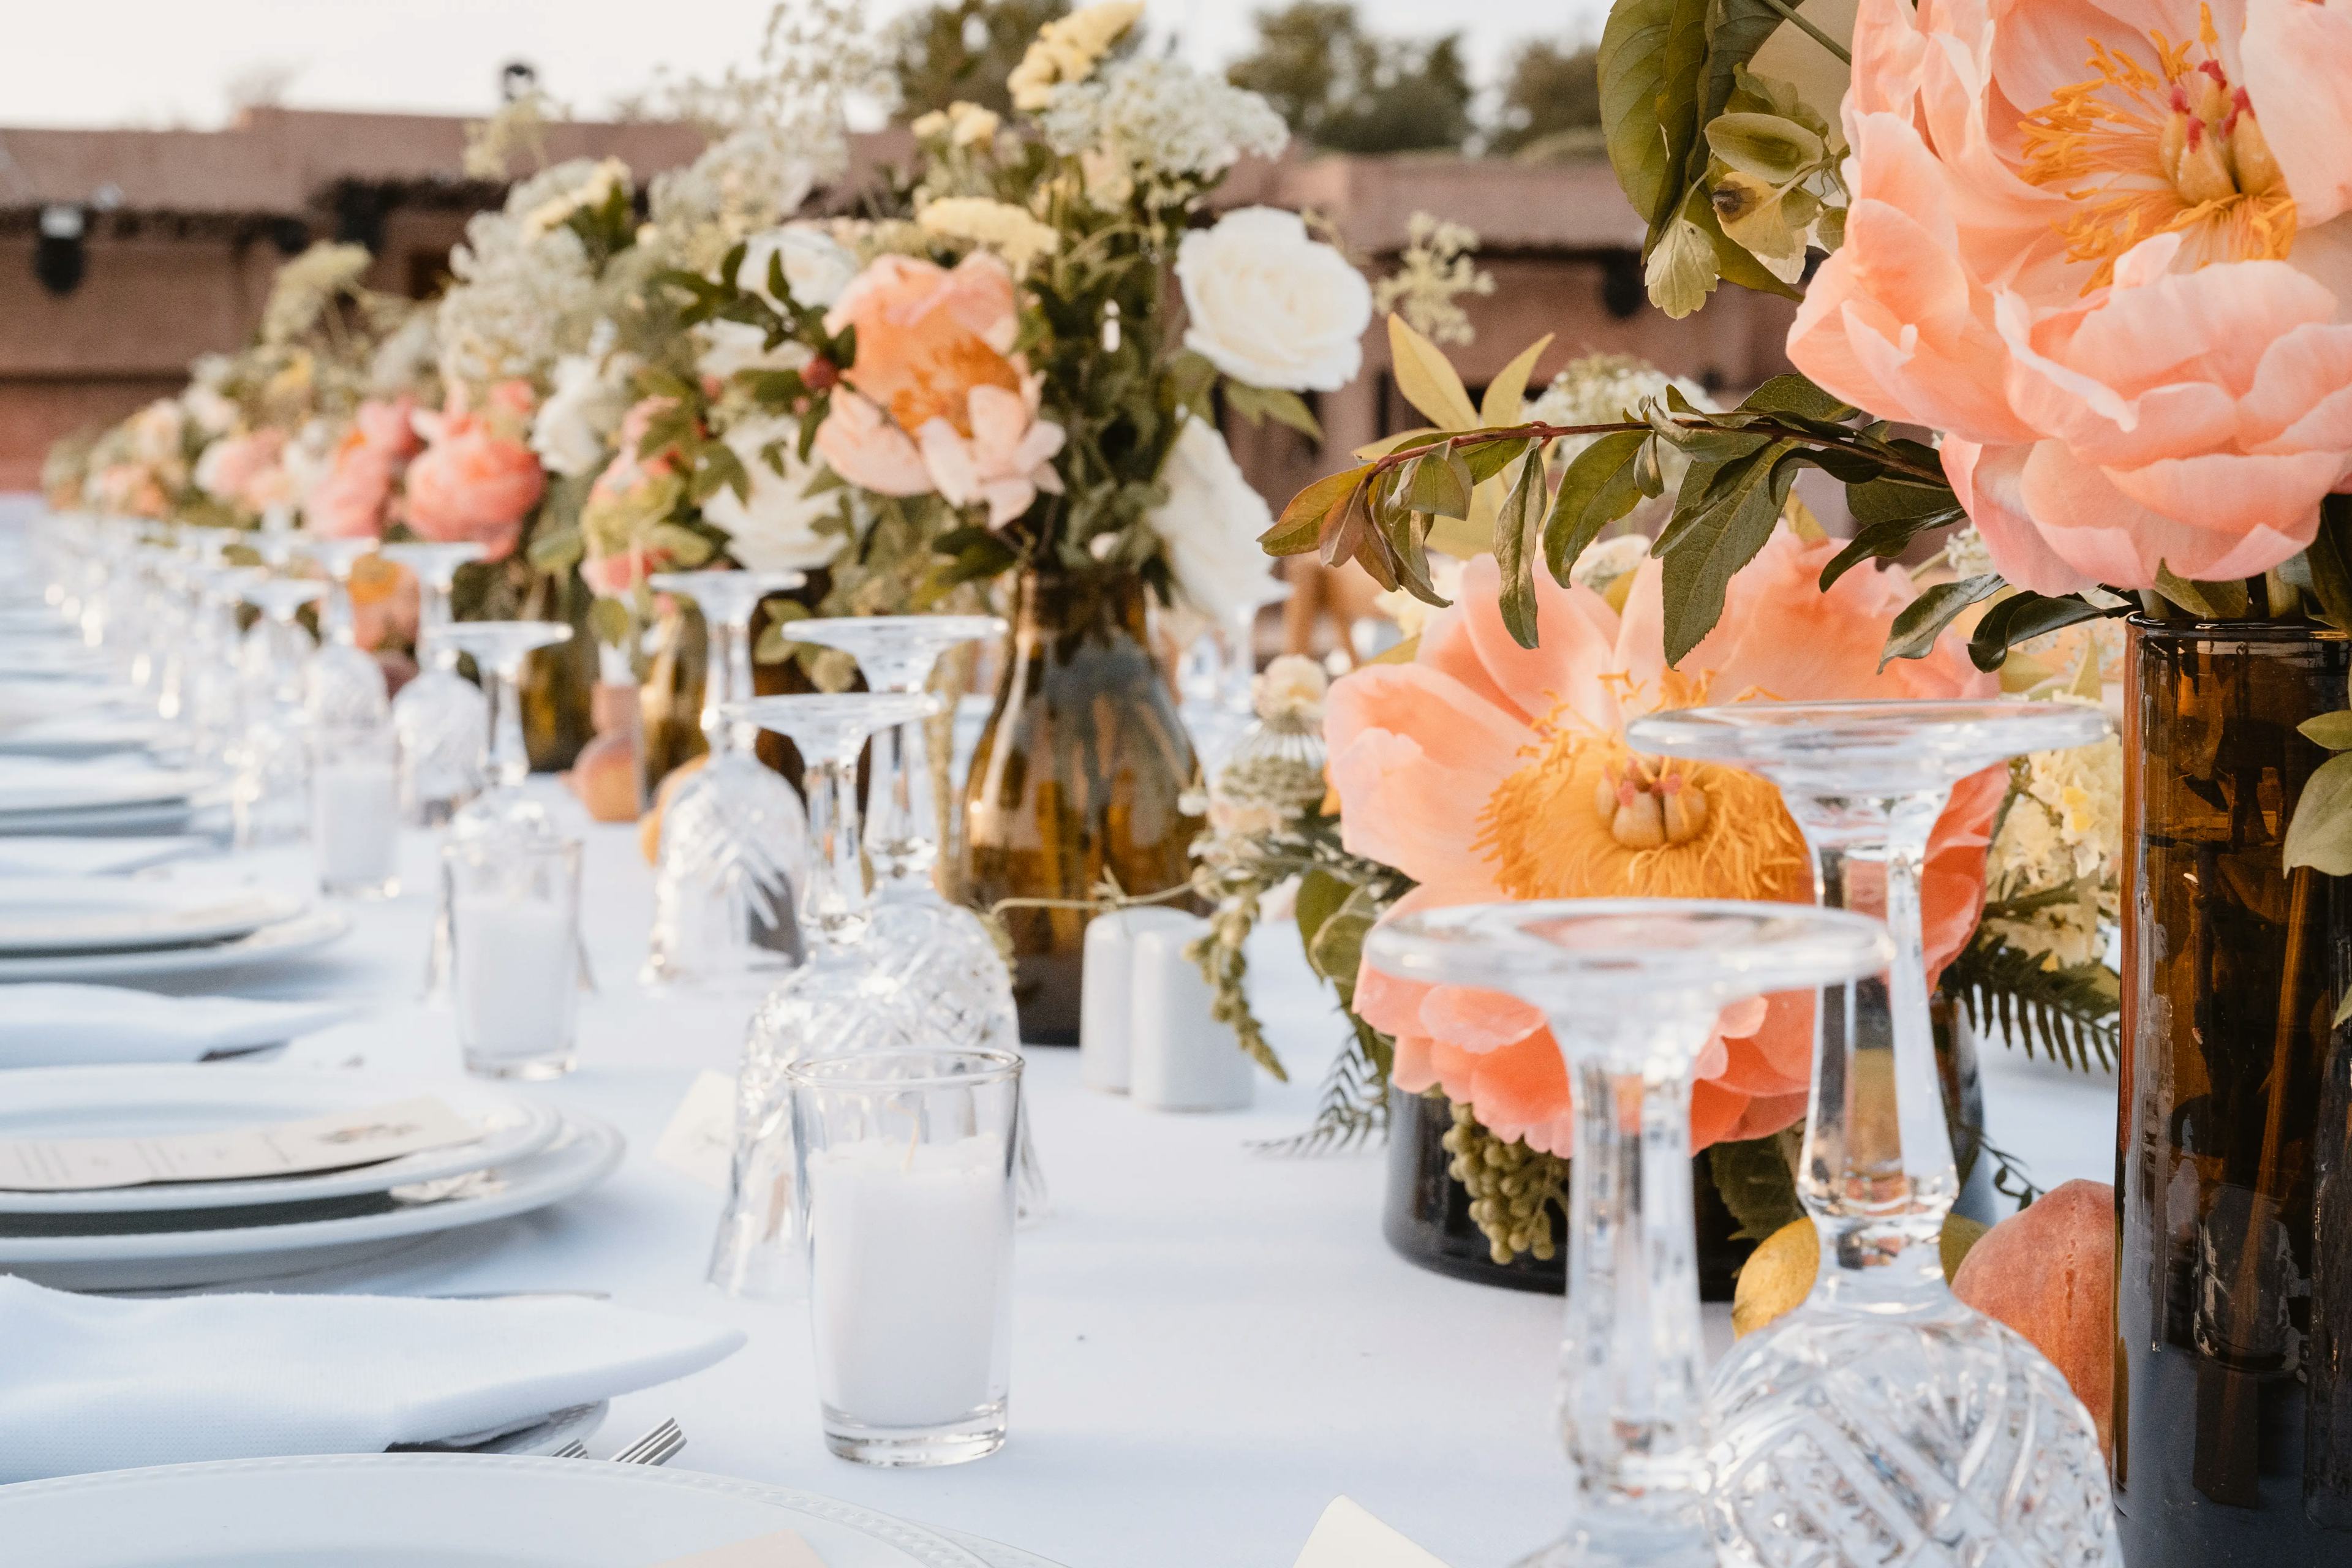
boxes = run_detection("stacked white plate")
[0,876,349,981]
[0,758,213,837]
[0,1066,623,1291]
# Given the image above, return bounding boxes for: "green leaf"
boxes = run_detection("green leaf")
[1655,439,1799,665]
[1821,479,1968,586]
[526,526,583,573]
[1880,575,2002,668]
[2153,562,2252,620]
[1599,0,1709,233]
[1707,1129,1804,1243]
[1223,382,1324,442]
[1966,592,2113,673]
[1464,436,1537,486]
[2304,496,2352,631]
[2285,752,2352,874]
[1494,456,1547,650]
[1644,211,1722,319]
[1264,467,1365,556]
[2302,712,2352,751]
[1400,450,1474,521]
[1542,429,1649,586]
[586,594,633,648]
[1706,110,1825,182]
[1739,373,1858,423]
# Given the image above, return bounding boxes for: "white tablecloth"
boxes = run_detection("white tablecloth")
[89,794,2122,1568]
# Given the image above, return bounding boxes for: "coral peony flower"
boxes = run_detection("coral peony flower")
[816,391,935,497]
[405,386,546,562]
[916,380,1066,529]
[1328,532,2002,1156]
[1792,0,2352,594]
[347,556,418,652]
[194,429,287,513]
[309,397,421,540]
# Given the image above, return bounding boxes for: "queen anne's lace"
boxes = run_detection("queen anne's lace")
[1039,59,1286,207]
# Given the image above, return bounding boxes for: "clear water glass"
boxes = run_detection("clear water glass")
[446,834,584,1080]
[382,541,488,826]
[707,690,935,1300]
[788,1046,1021,1467]
[1366,899,1893,1568]
[298,536,389,729]
[230,578,327,849]
[1627,700,2122,1568]
[641,570,810,993]
[310,723,401,900]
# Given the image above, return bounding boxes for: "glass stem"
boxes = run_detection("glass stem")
[323,574,357,648]
[865,716,936,892]
[700,613,737,756]
[724,612,759,755]
[488,662,529,789]
[1557,1041,1711,1529]
[802,752,871,953]
[418,576,455,674]
[1792,790,1956,1308]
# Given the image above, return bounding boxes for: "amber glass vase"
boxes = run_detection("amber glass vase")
[2118,616,2352,1564]
[964,568,1203,1042]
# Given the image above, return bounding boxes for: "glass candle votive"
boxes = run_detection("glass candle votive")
[309,723,401,900]
[443,835,583,1080]
[787,1047,1021,1468]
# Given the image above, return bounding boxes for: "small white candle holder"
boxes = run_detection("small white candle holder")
[1129,916,1253,1114]
[309,723,402,900]
[787,1047,1021,1468]
[444,835,583,1080]
[1077,907,1195,1094]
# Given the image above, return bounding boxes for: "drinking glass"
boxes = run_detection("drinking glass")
[311,723,401,900]
[1364,899,1894,1568]
[707,691,933,1299]
[381,541,488,825]
[786,614,1048,1219]
[641,570,810,992]
[299,536,389,729]
[187,564,262,768]
[1626,700,2121,1568]
[230,578,326,848]
[1180,576,1293,776]
[238,577,325,715]
[445,834,584,1080]
[787,1046,1021,1467]
[433,621,575,842]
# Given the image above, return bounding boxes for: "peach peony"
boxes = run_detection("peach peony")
[347,556,418,652]
[309,396,421,540]
[195,429,288,514]
[1329,532,2002,1155]
[917,379,1067,527]
[1793,0,2352,593]
[405,385,546,562]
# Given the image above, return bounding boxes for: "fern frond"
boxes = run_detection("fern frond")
[1943,932,2119,1072]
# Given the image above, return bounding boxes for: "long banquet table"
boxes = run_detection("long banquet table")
[107,789,2120,1568]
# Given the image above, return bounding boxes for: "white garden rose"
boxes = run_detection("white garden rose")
[702,412,841,573]
[530,352,637,478]
[1146,414,1277,625]
[1175,208,1371,393]
[737,223,859,312]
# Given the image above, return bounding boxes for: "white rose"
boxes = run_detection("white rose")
[737,223,859,312]
[1146,415,1280,626]
[530,352,637,478]
[1176,208,1371,393]
[701,412,842,573]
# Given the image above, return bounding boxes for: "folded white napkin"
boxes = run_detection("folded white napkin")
[0,1276,746,1481]
[1294,1500,1451,1568]
[0,836,208,878]
[0,984,366,1067]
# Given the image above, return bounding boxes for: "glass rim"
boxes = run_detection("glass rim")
[783,1046,1024,1092]
[2125,612,2352,643]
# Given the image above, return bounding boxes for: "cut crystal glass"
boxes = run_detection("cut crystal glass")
[1627,699,2122,1568]
[382,541,489,826]
[1366,899,1893,1568]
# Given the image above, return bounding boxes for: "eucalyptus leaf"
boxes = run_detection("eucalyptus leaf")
[2285,752,2352,875]
[1542,430,1649,587]
[1880,575,2002,668]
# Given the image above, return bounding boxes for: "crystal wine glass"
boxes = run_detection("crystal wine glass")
[1364,899,1894,1568]
[382,541,489,825]
[641,570,810,992]
[707,690,935,1300]
[1181,576,1294,777]
[187,563,262,767]
[788,614,1050,1220]
[298,535,390,729]
[230,577,328,848]
[434,620,575,842]
[238,577,325,714]
[1626,700,2121,1568]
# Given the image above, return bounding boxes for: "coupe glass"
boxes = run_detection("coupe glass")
[382,541,490,826]
[1626,700,2122,1568]
[707,690,934,1300]
[238,578,325,714]
[788,614,1049,1220]
[1180,576,1292,776]
[434,620,575,842]
[1365,899,1894,1568]
[230,578,326,848]
[641,570,810,992]
[298,537,389,729]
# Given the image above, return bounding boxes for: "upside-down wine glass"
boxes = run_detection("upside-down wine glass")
[788,614,1049,1221]
[1626,700,2121,1568]
[230,576,327,847]
[641,570,810,992]
[299,535,390,729]
[381,541,490,825]
[1364,899,1894,1568]
[706,690,934,1300]
[1180,576,1293,777]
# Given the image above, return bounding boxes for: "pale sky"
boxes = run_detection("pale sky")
[9,0,1604,130]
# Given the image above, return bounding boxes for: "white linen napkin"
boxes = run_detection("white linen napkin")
[0,836,208,878]
[0,1276,747,1481]
[1294,1499,1451,1568]
[0,984,366,1067]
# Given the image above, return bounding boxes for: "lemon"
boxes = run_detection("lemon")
[1730,1212,1992,1338]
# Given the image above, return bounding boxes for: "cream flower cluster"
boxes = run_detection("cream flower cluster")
[258,243,373,346]
[1039,57,1287,208]
[1525,355,1711,470]
[910,101,1001,149]
[1985,704,2124,967]
[917,198,1060,271]
[1007,0,1142,111]
[436,160,616,393]
[519,157,631,239]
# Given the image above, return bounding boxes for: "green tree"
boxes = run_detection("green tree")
[889,0,1070,119]
[1488,40,1603,158]
[1227,2,1476,155]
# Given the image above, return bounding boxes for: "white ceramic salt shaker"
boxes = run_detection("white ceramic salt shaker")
[1079,907,1194,1093]
[1129,914,1254,1113]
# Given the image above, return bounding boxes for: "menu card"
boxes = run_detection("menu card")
[653,1530,828,1567]
[652,1069,739,1193]
[1294,1498,1451,1568]
[0,1096,482,1191]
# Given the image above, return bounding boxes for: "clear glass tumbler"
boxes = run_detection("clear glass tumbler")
[788,1045,1022,1468]
[310,723,401,900]
[445,834,584,1080]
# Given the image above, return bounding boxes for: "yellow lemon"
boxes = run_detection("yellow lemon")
[1731,1212,1992,1339]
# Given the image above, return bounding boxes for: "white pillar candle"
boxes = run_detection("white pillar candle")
[311,760,399,891]
[451,898,579,1066]
[806,1133,1012,1429]
[1078,907,1194,1095]
[1129,917,1254,1113]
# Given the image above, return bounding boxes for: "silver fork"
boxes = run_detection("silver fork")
[597,1417,685,1466]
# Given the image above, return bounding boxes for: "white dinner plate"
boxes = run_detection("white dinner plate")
[941,1532,1066,1568]
[0,800,199,837]
[0,1453,994,1567]
[0,1112,625,1289]
[0,879,303,954]
[0,1066,563,1215]
[0,764,205,818]
[0,906,350,981]
[0,713,170,758]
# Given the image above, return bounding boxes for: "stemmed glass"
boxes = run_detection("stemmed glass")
[434,621,575,841]
[382,541,489,825]
[1180,577,1293,775]
[1626,700,2121,1567]
[238,578,325,713]
[187,563,261,767]
[230,577,327,847]
[788,614,1049,1219]
[707,690,934,1300]
[641,570,810,992]
[298,536,390,729]
[1364,899,1893,1568]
